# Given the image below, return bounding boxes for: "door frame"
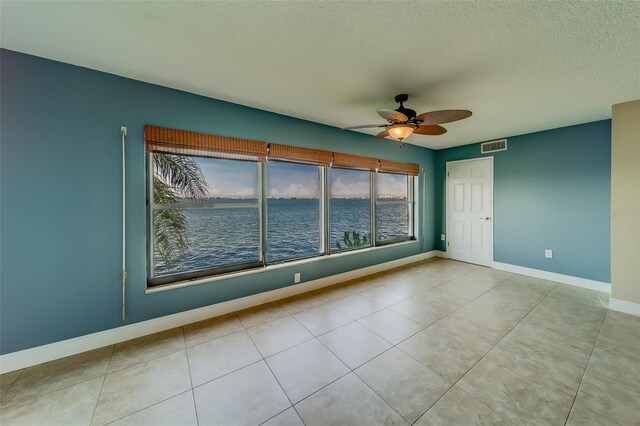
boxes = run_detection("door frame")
[445,156,495,266]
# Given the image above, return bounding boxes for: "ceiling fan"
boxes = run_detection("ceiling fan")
[342,94,472,146]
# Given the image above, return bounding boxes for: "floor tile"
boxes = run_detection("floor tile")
[1,346,112,407]
[485,336,585,396]
[566,402,618,426]
[426,315,502,355]
[187,330,262,387]
[397,327,483,382]
[183,313,244,347]
[193,361,290,426]
[383,273,445,297]
[503,322,593,368]
[330,293,385,319]
[262,407,304,426]
[358,286,408,307]
[573,369,640,426]
[0,377,103,426]
[415,386,509,426]
[503,274,558,297]
[109,391,198,426]
[534,295,606,337]
[431,273,502,304]
[598,310,640,345]
[236,302,290,329]
[548,284,609,310]
[318,322,391,369]
[356,348,451,423]
[92,351,191,425]
[108,328,185,372]
[357,309,423,345]
[458,359,574,425]
[387,296,446,327]
[266,339,349,403]
[280,291,333,314]
[295,373,407,426]
[0,369,23,395]
[246,316,313,357]
[588,341,640,390]
[293,304,352,336]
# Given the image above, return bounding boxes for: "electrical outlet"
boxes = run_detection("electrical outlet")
[440,234,446,241]
[545,249,553,259]
[294,272,301,284]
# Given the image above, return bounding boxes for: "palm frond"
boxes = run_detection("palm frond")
[153,153,208,199]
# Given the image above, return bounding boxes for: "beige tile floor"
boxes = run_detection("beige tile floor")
[1,258,639,425]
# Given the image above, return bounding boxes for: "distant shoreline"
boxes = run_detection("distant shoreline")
[182,197,408,201]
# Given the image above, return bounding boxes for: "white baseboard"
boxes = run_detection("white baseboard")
[491,261,611,293]
[609,297,640,316]
[0,251,437,373]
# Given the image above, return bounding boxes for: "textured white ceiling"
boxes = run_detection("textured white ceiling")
[2,1,639,149]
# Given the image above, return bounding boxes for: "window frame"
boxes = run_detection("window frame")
[146,153,418,287]
[146,153,264,286]
[328,166,374,254]
[374,172,415,246]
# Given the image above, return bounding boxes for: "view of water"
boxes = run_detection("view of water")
[154,198,410,276]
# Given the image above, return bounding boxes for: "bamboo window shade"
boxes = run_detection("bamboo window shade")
[145,125,419,174]
[144,125,268,162]
[332,152,379,171]
[379,159,420,176]
[269,143,334,166]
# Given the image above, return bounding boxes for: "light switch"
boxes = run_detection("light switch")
[441,234,446,241]
[545,249,553,259]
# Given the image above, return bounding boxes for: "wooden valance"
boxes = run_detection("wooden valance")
[332,152,379,171]
[269,143,334,166]
[379,159,420,176]
[144,125,268,162]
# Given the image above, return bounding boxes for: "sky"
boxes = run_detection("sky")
[194,157,407,198]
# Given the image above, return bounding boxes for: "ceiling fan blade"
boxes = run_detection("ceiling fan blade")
[341,124,388,130]
[375,130,390,138]
[413,125,447,135]
[376,108,408,123]
[416,110,472,125]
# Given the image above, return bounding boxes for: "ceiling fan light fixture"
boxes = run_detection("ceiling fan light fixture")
[387,124,414,141]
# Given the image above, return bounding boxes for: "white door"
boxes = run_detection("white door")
[446,158,493,266]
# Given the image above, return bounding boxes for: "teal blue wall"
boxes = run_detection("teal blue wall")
[0,49,436,354]
[434,120,611,283]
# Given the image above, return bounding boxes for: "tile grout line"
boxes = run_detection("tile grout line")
[179,328,201,426]
[406,282,560,425]
[1,368,26,397]
[102,390,194,426]
[562,309,608,426]
[243,315,309,426]
[89,345,116,426]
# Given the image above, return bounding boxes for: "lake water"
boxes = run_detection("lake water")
[154,198,410,276]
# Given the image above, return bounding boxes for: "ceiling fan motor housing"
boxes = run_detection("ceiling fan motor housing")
[394,94,416,121]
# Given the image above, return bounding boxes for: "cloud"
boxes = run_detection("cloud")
[377,174,407,198]
[233,187,258,197]
[331,177,370,198]
[271,183,318,197]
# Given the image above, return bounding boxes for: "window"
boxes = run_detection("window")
[267,161,322,262]
[145,125,419,287]
[149,154,262,285]
[376,172,414,243]
[330,168,372,252]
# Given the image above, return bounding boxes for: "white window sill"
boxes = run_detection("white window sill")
[146,239,419,294]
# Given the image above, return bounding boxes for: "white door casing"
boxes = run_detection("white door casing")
[446,157,494,266]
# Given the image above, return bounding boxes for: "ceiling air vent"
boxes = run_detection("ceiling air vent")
[481,139,507,154]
